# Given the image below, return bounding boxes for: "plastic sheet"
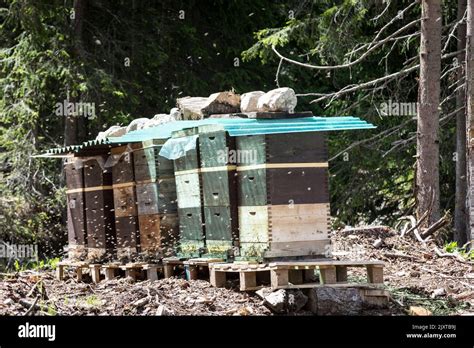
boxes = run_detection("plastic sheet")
[159,135,199,160]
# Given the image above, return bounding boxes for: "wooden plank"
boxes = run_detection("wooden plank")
[254,111,313,119]
[271,223,329,242]
[75,267,83,282]
[146,266,159,281]
[104,267,116,280]
[163,264,174,278]
[319,266,337,284]
[56,265,64,281]
[367,265,384,284]
[271,203,330,218]
[90,264,101,283]
[122,266,138,280]
[210,269,226,287]
[265,240,329,258]
[273,282,385,290]
[270,268,289,288]
[240,271,257,291]
[269,260,385,267]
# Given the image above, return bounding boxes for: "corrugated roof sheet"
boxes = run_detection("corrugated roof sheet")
[36,116,375,157]
[110,116,375,142]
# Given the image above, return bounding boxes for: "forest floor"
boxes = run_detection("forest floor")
[0,227,473,316]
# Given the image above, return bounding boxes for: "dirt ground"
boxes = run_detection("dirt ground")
[1,227,473,316]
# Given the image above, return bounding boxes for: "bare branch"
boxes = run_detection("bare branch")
[275,58,283,88]
[307,50,463,104]
[442,9,467,53]
[271,19,420,71]
[371,0,392,23]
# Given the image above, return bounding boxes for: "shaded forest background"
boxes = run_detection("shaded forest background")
[0,0,461,257]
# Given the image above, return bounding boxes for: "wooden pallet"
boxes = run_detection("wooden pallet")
[56,261,165,283]
[182,258,224,280]
[56,261,91,282]
[268,260,384,289]
[162,257,187,278]
[209,262,271,291]
[209,259,384,291]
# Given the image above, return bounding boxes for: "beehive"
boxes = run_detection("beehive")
[133,139,178,258]
[235,132,330,260]
[173,128,206,258]
[83,156,116,260]
[198,125,239,259]
[64,159,87,260]
[111,146,139,260]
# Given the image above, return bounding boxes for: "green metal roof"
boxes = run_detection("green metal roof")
[36,116,375,157]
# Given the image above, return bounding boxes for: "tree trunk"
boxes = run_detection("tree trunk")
[64,0,87,146]
[416,0,442,228]
[455,0,468,244]
[466,0,474,248]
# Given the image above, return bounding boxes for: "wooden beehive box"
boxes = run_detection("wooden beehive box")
[235,132,331,260]
[133,139,178,259]
[83,156,116,261]
[172,128,206,258]
[64,159,87,260]
[198,125,239,260]
[111,145,139,260]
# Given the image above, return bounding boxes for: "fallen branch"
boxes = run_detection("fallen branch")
[433,247,471,264]
[340,225,393,234]
[420,216,449,239]
[21,296,40,316]
[25,280,42,298]
[399,215,426,244]
[453,290,474,300]
[383,252,422,261]
[400,211,429,237]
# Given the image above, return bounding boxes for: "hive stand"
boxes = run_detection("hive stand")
[209,259,384,291]
[182,258,224,280]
